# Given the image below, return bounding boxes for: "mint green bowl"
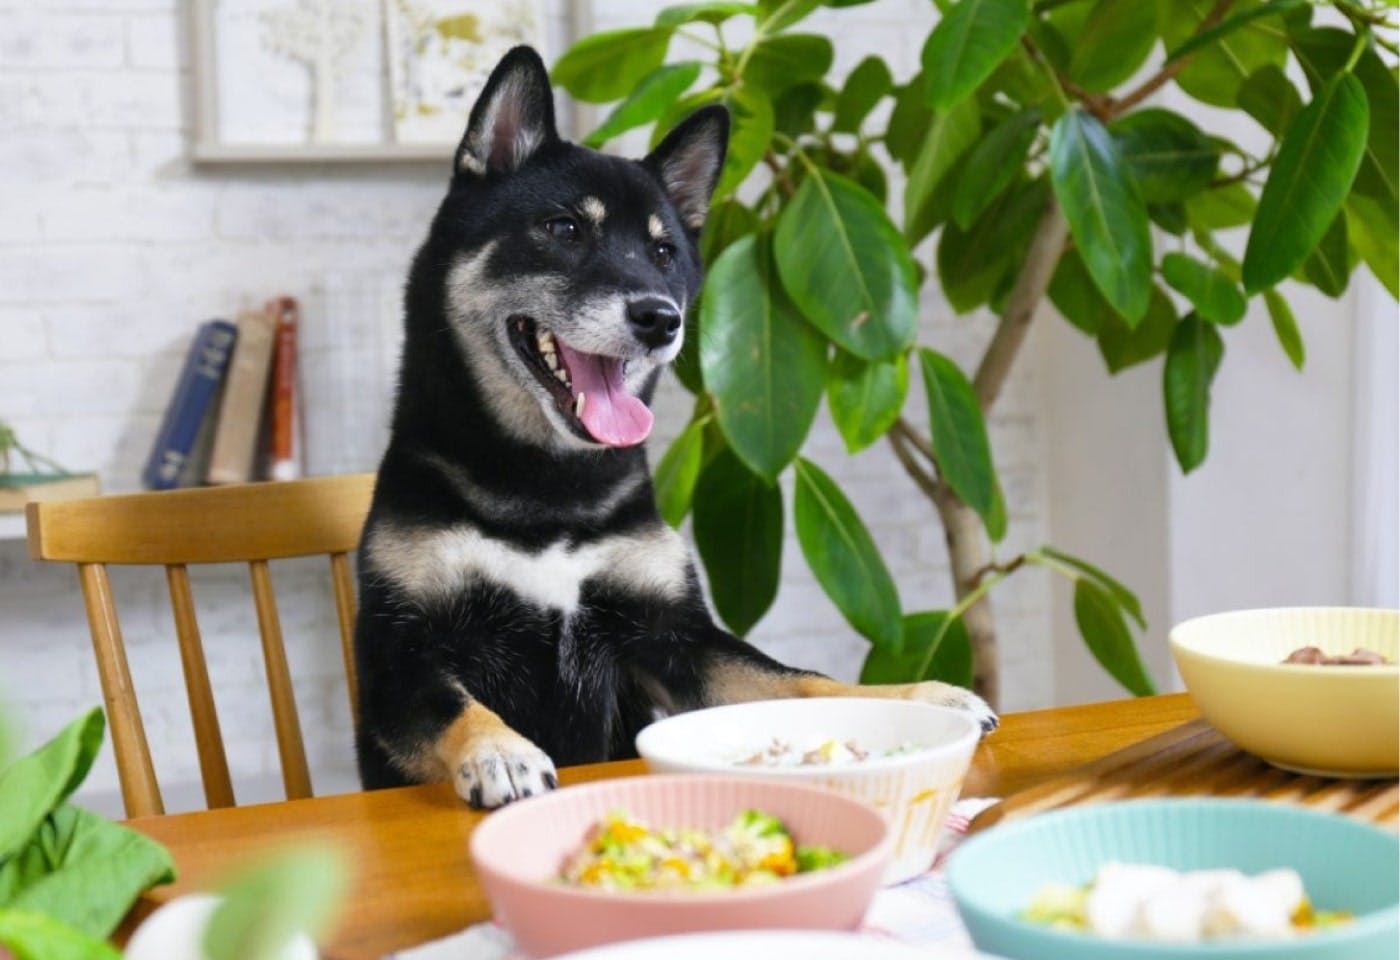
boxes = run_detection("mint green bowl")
[946,799,1399,960]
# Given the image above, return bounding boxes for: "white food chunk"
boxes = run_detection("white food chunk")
[1087,862,1180,938]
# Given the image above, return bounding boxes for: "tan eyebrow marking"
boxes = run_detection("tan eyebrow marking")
[580,196,607,225]
[647,214,666,240]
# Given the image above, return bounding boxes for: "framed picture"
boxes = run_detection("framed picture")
[190,0,565,163]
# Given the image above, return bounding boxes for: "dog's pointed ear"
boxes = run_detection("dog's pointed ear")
[456,46,558,177]
[643,105,729,232]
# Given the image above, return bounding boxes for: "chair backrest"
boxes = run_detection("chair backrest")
[25,473,375,818]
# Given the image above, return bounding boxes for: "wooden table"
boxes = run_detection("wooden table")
[121,694,1200,959]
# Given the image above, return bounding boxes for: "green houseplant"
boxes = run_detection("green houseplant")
[553,0,1399,707]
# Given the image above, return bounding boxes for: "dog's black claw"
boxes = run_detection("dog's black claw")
[980,714,1000,735]
[544,772,559,789]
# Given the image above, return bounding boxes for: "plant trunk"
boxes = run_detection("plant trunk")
[932,483,1000,706]
[896,196,1070,708]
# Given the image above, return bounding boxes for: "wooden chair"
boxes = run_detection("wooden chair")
[25,473,375,818]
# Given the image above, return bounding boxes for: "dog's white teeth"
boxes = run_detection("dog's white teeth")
[554,367,569,384]
[545,352,559,370]
[574,392,586,418]
[537,333,556,354]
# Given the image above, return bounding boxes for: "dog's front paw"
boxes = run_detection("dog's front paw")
[907,681,999,736]
[454,733,558,809]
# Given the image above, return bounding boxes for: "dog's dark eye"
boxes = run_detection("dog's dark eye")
[651,242,676,269]
[545,216,580,241]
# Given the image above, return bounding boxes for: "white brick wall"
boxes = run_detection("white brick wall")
[0,0,1053,817]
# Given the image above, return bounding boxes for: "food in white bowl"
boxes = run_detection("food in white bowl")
[732,736,925,767]
[635,697,980,884]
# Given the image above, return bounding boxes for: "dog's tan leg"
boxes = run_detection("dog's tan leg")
[707,663,998,734]
[434,700,558,808]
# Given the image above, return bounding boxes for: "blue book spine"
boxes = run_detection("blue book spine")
[142,319,239,490]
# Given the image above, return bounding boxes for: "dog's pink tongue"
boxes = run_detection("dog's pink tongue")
[557,343,653,447]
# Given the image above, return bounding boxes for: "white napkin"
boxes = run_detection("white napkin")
[388,797,1000,960]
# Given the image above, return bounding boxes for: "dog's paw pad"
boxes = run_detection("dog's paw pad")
[909,682,999,736]
[455,737,558,809]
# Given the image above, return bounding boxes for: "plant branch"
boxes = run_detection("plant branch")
[972,193,1070,411]
[1107,0,1237,118]
[763,148,798,199]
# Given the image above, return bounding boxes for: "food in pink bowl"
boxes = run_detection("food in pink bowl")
[469,775,892,958]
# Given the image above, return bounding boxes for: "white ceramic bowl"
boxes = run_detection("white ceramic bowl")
[635,697,981,883]
[1169,607,1399,777]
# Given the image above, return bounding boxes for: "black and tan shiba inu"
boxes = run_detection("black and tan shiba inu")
[353,46,996,808]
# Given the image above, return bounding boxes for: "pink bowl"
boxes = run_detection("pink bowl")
[469,774,894,958]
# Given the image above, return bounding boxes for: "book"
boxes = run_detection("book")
[142,319,238,491]
[0,472,100,513]
[266,296,302,482]
[205,308,278,486]
[176,373,226,487]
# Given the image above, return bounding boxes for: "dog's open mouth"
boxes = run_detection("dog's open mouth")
[509,316,654,447]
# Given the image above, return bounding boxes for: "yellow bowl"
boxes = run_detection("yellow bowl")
[1169,607,1399,778]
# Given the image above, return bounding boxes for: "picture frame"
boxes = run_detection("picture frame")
[189,0,585,164]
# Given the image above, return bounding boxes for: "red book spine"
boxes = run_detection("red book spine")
[267,297,301,481]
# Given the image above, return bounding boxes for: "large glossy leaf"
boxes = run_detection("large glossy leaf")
[1073,579,1156,696]
[1163,313,1224,473]
[773,83,823,138]
[1050,110,1152,324]
[655,2,758,28]
[1185,182,1256,229]
[583,63,702,147]
[1298,212,1350,298]
[0,909,122,960]
[827,350,908,453]
[1161,252,1246,325]
[833,56,893,133]
[776,170,919,360]
[952,107,1041,230]
[756,0,821,32]
[1110,109,1219,204]
[552,28,674,103]
[1158,0,1288,108]
[654,418,708,527]
[701,235,826,480]
[692,448,783,635]
[1242,73,1369,293]
[1292,28,1399,205]
[1237,64,1302,136]
[904,97,981,243]
[1068,0,1157,92]
[743,33,833,94]
[919,348,997,524]
[860,611,973,687]
[939,178,1049,313]
[794,458,901,651]
[886,74,933,170]
[1097,285,1177,374]
[1164,0,1305,63]
[1048,245,1115,335]
[921,0,1030,110]
[1347,193,1400,299]
[1263,288,1305,371]
[1041,545,1146,627]
[716,85,775,199]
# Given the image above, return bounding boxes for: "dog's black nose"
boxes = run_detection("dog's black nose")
[627,297,682,349]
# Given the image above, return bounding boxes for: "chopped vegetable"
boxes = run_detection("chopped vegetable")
[558,809,848,892]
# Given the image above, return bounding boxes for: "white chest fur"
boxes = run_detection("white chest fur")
[367,521,692,614]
